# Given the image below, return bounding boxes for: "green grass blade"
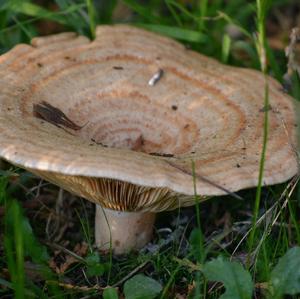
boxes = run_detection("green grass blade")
[11,16,33,39]
[217,10,252,39]
[122,0,163,23]
[247,0,270,265]
[222,33,231,63]
[135,23,207,43]
[288,200,300,245]
[198,0,208,31]
[4,200,25,299]
[8,2,69,25]
[291,72,300,101]
[164,0,182,27]
[86,0,96,39]
[163,0,201,22]
[248,77,269,263]
[265,41,283,81]
[7,2,86,26]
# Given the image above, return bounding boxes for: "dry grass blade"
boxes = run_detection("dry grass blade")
[231,174,300,262]
[166,161,244,201]
[285,27,300,76]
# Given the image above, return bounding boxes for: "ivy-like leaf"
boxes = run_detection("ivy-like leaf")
[270,247,300,298]
[124,274,162,299]
[85,251,105,277]
[203,256,253,299]
[103,287,119,299]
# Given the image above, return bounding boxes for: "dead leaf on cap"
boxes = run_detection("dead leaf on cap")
[33,101,86,131]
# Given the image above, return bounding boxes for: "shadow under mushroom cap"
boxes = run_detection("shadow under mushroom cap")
[0,25,298,207]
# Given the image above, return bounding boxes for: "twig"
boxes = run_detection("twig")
[47,280,102,292]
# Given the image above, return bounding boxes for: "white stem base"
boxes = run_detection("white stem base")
[95,206,155,254]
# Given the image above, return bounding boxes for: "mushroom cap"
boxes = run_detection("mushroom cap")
[0,25,298,210]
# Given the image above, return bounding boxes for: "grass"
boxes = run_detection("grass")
[0,0,300,298]
[247,0,270,263]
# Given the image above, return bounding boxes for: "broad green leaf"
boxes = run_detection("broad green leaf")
[85,251,105,277]
[85,251,101,264]
[136,24,207,43]
[203,257,253,299]
[124,274,162,299]
[270,247,300,298]
[86,263,105,277]
[103,287,119,299]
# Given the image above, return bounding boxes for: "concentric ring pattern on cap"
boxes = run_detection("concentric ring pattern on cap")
[0,25,298,197]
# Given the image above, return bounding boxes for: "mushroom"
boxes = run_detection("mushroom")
[0,25,298,254]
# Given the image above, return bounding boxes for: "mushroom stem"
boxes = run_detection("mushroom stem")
[95,205,156,254]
